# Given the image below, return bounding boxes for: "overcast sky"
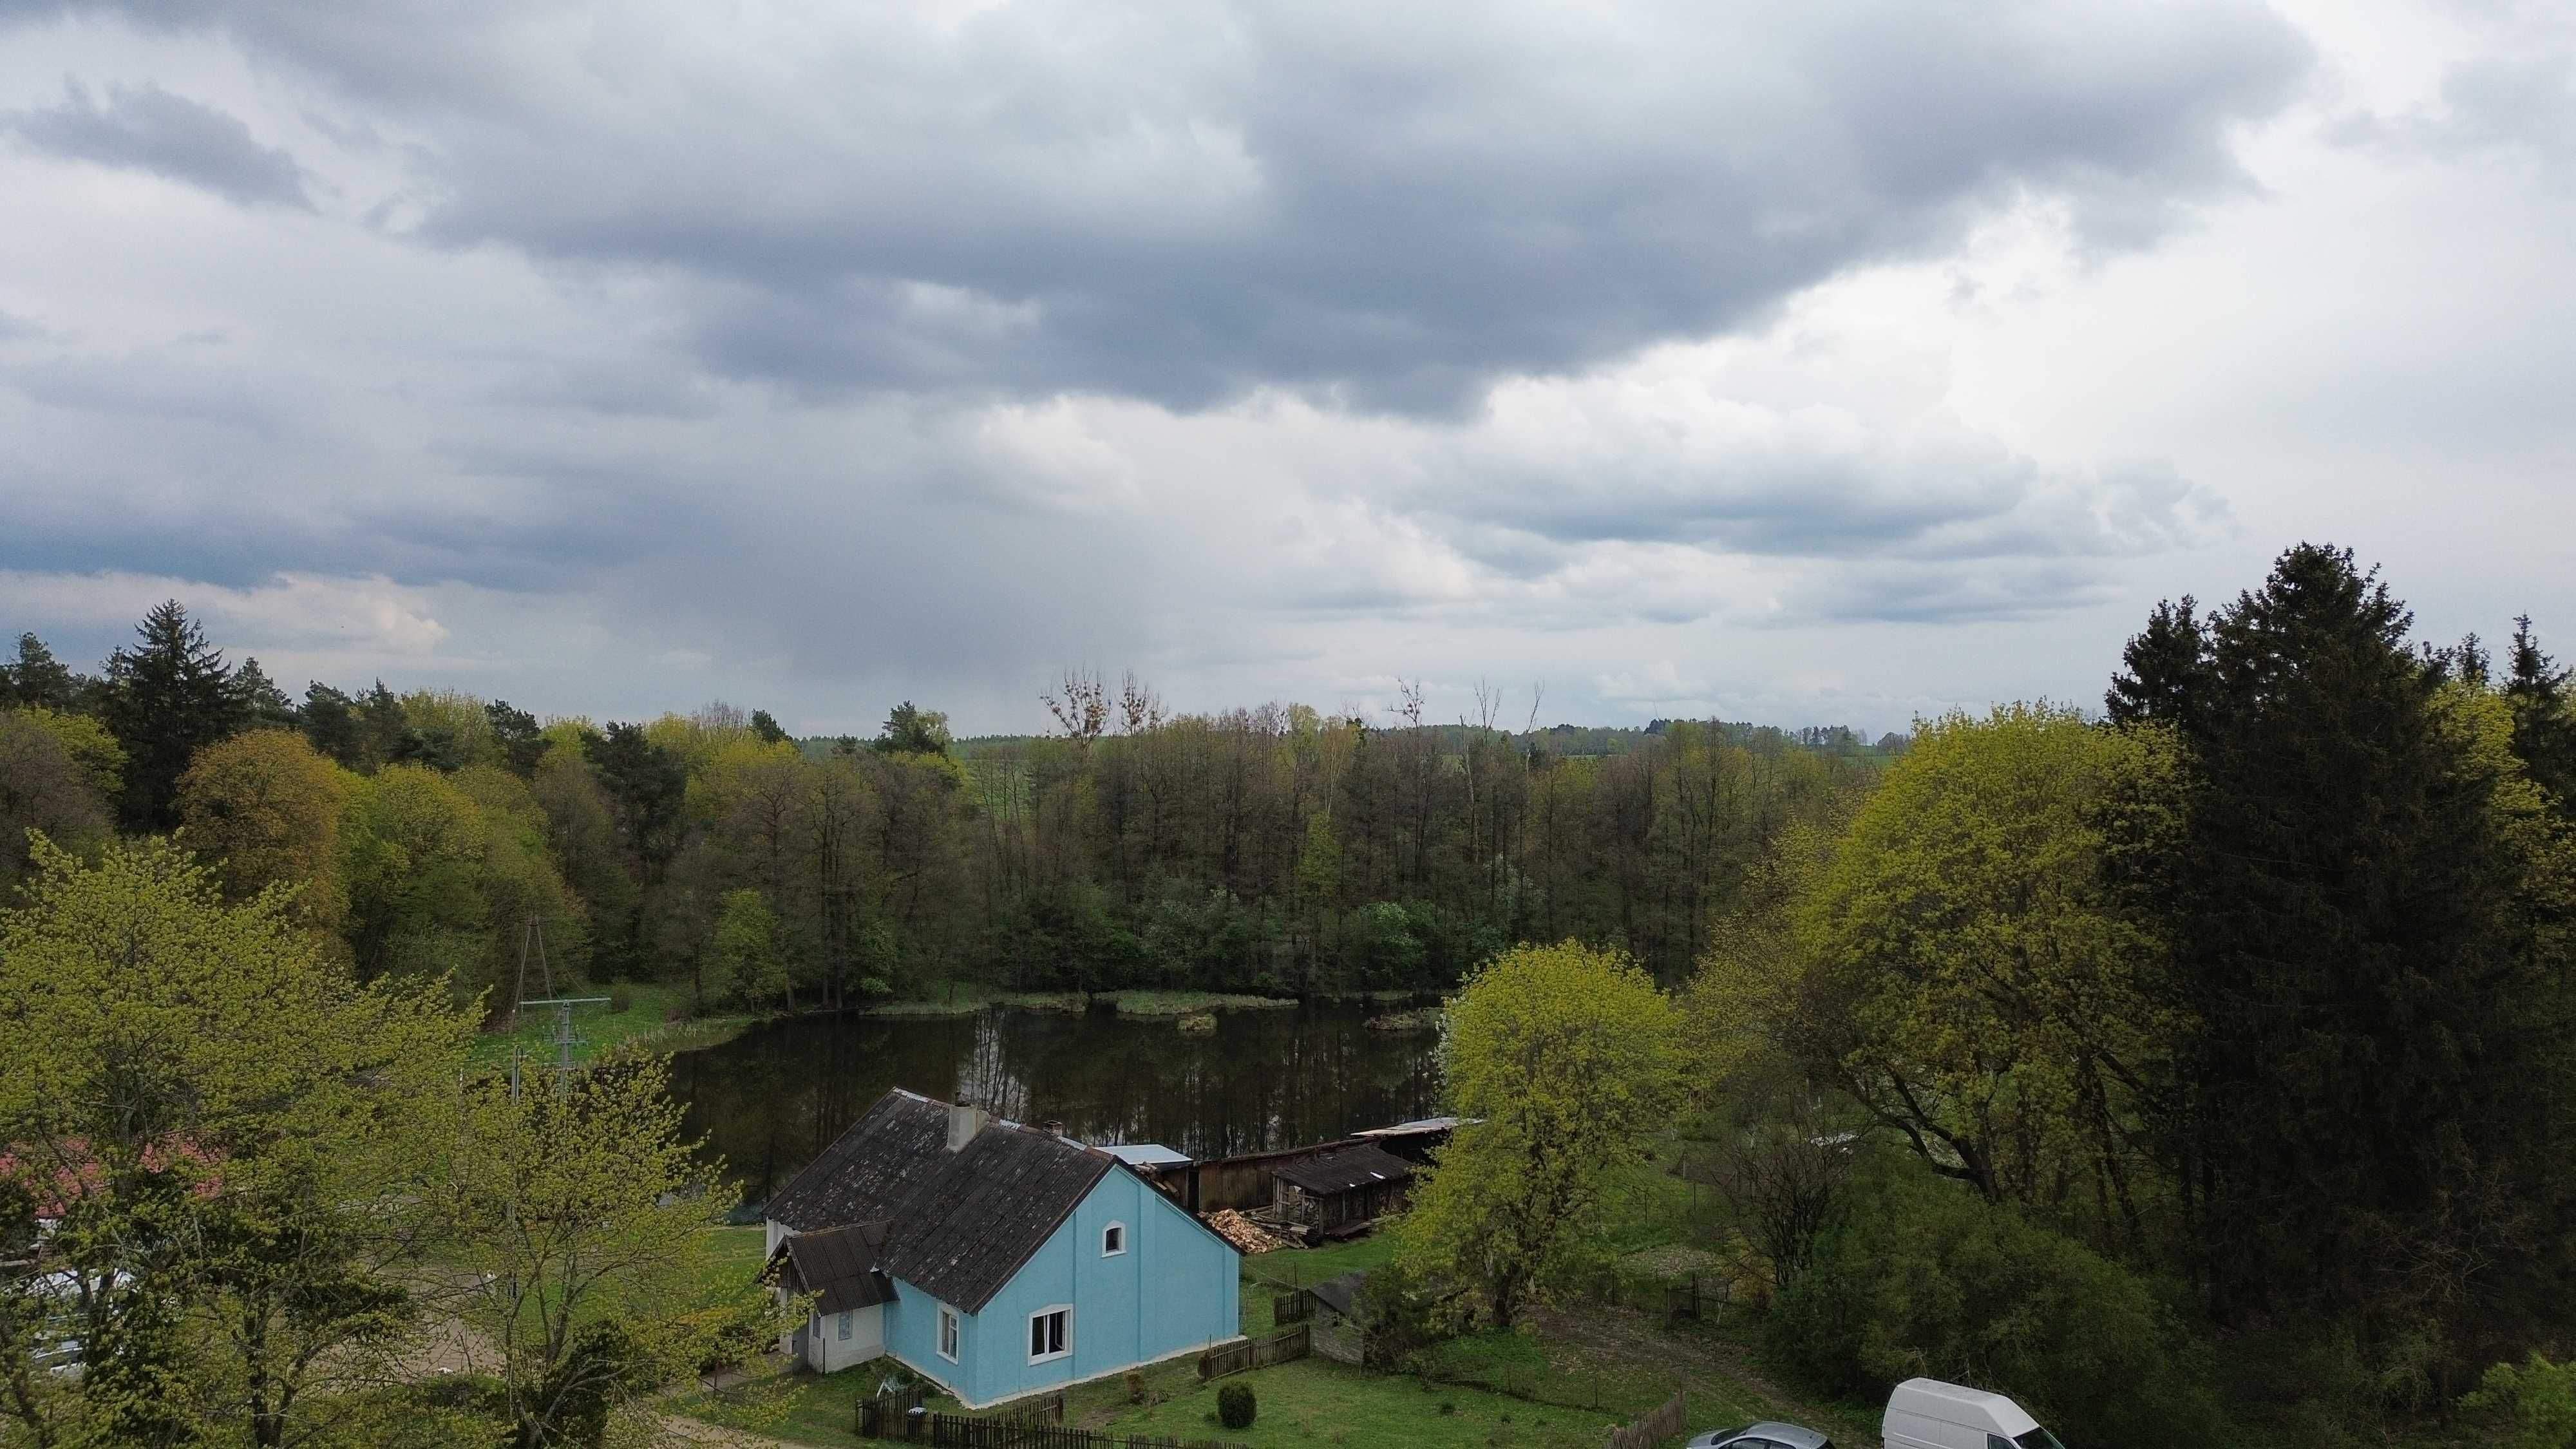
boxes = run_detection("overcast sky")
[2,0,2570,737]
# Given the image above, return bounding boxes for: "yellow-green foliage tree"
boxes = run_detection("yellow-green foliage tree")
[18,707,125,804]
[1708,703,2179,1240]
[0,838,475,1448]
[439,1050,778,1447]
[175,728,355,938]
[341,763,490,986]
[1396,940,1681,1328]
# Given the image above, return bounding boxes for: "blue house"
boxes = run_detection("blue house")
[762,1089,1243,1407]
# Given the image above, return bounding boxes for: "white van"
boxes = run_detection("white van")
[1882,1378,2067,1449]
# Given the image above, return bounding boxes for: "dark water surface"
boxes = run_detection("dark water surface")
[668,1002,1445,1202]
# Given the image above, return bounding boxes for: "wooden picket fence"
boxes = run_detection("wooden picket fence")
[1271,1290,1311,1325]
[1602,1388,1687,1449]
[1195,1323,1309,1382]
[858,1387,1059,1437]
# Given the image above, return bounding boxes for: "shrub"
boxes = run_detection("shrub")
[1766,1168,2222,1448]
[1217,1382,1256,1430]
[2461,1354,2576,1448]
[608,983,634,1014]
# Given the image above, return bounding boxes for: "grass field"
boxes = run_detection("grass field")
[854,983,1090,1017]
[465,981,772,1072]
[1097,990,1300,1016]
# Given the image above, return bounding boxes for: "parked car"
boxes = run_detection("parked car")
[1684,1423,1833,1449]
[1882,1378,2067,1449]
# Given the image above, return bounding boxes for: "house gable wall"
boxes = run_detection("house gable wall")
[778,1166,1241,1404]
[962,1167,1239,1405]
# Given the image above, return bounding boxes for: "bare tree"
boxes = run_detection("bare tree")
[1041,668,1109,747]
[1117,670,1164,735]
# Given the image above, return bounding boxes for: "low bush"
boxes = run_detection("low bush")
[1217,1382,1256,1430]
[2461,1354,2576,1448]
[1766,1168,2223,1448]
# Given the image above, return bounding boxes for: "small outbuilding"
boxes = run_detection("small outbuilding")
[1349,1117,1466,1164]
[764,1221,895,1373]
[1269,1144,1412,1235]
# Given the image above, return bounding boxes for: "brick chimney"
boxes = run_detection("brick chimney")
[945,1099,988,1153]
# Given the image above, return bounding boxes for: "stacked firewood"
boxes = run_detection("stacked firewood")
[1204,1208,1293,1254]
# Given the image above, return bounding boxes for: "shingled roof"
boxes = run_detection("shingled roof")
[765,1091,956,1231]
[1273,1144,1412,1196]
[761,1089,1137,1315]
[768,1221,895,1315]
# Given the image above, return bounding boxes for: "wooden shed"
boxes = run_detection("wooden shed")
[1269,1144,1413,1235]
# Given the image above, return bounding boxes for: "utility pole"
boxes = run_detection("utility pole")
[518,996,611,1096]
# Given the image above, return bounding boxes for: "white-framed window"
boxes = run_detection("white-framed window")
[1101,1220,1126,1256]
[936,1304,960,1363]
[836,1311,852,1341]
[1027,1305,1071,1365]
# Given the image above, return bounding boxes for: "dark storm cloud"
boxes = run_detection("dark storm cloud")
[1,79,311,207]
[3,0,2311,412]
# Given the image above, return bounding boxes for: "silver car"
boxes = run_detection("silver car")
[1686,1423,1835,1449]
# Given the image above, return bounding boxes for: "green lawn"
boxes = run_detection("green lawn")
[1097,1356,1633,1449]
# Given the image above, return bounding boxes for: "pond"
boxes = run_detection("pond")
[667,1001,1446,1202]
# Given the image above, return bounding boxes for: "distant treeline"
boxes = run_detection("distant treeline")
[0,612,1895,1012]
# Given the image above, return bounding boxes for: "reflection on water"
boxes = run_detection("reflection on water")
[667,1002,1445,1202]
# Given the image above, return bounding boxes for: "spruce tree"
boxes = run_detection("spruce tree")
[2504,616,2576,814]
[2126,545,2576,1346]
[2105,596,2208,728]
[100,601,245,828]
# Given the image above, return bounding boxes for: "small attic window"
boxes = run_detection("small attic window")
[1101,1221,1126,1256]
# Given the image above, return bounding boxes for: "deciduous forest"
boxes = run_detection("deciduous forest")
[0,609,1892,1014]
[8,539,2576,1446]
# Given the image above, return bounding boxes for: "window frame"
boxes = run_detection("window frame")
[1101,1220,1127,1257]
[1026,1304,1072,1365]
[836,1310,852,1341]
[936,1304,960,1363]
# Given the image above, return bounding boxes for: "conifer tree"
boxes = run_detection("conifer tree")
[2105,596,2208,729]
[3,631,83,712]
[2504,616,2576,814]
[2123,545,2576,1348]
[302,682,365,769]
[100,600,245,828]
[229,655,300,729]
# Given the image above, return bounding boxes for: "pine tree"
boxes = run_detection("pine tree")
[100,601,245,828]
[229,656,299,729]
[301,683,365,770]
[2130,545,2576,1343]
[2504,616,2576,814]
[6,632,84,711]
[357,680,417,769]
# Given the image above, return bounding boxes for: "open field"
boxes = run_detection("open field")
[466,982,773,1072]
